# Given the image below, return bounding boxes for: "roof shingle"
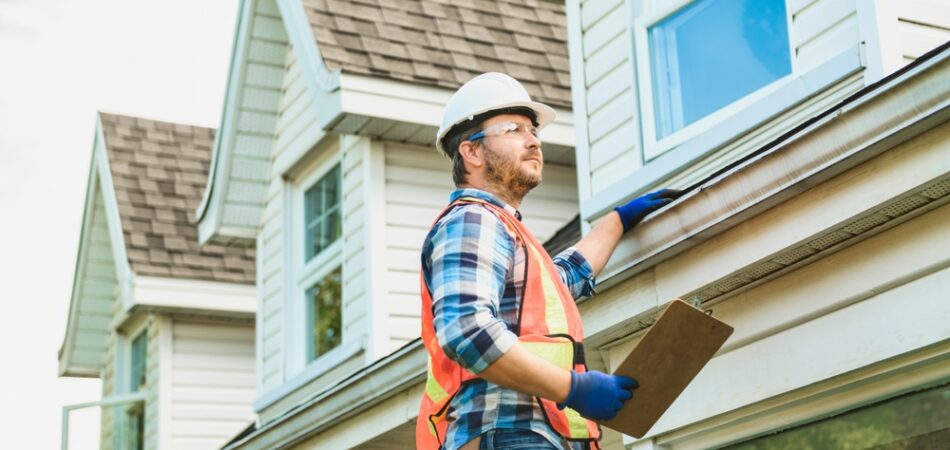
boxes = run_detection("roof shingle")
[99,113,256,284]
[303,0,572,108]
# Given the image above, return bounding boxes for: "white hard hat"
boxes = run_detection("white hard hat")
[436,72,556,155]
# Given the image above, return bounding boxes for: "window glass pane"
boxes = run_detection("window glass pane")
[129,331,147,392]
[650,0,791,138]
[722,383,950,449]
[304,164,342,261]
[306,266,343,361]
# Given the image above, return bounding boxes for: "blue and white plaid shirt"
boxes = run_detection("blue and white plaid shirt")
[421,188,595,450]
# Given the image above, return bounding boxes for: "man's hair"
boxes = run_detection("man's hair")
[439,107,539,186]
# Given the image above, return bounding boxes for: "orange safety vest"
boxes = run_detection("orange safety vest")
[416,197,601,450]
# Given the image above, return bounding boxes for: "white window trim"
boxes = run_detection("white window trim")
[113,321,148,449]
[634,0,798,161]
[283,145,352,379]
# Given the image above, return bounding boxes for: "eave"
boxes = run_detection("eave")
[59,117,133,378]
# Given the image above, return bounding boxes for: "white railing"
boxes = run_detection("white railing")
[61,392,147,450]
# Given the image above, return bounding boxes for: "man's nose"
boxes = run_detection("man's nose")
[525,131,541,149]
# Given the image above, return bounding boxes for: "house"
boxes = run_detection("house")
[58,113,258,450]
[196,0,585,448]
[562,0,950,448]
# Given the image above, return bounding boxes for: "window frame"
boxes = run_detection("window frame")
[634,0,798,160]
[287,148,348,374]
[114,324,148,450]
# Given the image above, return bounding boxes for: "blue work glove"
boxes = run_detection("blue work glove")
[614,189,681,232]
[559,370,638,421]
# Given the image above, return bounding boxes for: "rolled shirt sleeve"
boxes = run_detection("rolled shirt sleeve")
[424,206,519,374]
[552,247,596,299]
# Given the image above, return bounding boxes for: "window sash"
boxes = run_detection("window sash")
[304,164,342,261]
[305,265,343,361]
[129,331,147,393]
[642,0,794,148]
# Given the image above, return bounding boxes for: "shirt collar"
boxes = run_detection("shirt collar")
[450,188,523,221]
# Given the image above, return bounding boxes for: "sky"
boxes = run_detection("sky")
[0,0,238,447]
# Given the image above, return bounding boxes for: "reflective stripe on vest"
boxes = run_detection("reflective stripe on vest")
[416,198,601,450]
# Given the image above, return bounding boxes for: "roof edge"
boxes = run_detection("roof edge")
[59,114,133,378]
[196,0,254,228]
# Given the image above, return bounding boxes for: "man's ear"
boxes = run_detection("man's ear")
[458,141,483,169]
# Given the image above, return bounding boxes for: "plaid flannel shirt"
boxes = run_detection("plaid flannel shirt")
[421,188,595,450]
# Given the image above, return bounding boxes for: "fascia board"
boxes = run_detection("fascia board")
[591,48,950,293]
[337,74,577,148]
[277,0,344,131]
[130,275,256,317]
[197,0,255,243]
[226,341,426,450]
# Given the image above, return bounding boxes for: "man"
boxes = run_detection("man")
[417,73,679,450]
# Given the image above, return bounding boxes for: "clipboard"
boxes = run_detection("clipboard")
[599,299,734,438]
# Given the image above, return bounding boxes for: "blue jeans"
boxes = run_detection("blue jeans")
[478,428,586,450]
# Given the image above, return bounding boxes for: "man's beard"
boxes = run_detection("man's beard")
[483,141,542,199]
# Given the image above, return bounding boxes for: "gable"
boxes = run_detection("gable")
[58,130,126,377]
[198,0,291,245]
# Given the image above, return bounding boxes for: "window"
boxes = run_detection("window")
[125,331,147,450]
[721,383,949,449]
[306,266,342,361]
[641,0,792,151]
[299,163,343,363]
[304,164,341,261]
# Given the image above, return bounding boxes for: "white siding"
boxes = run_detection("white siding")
[168,320,255,450]
[793,0,859,72]
[75,186,115,369]
[604,200,950,445]
[100,326,116,450]
[341,135,370,343]
[223,0,287,229]
[382,143,579,351]
[258,39,317,392]
[578,0,639,197]
[145,317,159,450]
[895,0,950,65]
[382,143,453,350]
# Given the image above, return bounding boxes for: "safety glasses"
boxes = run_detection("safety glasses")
[466,121,539,142]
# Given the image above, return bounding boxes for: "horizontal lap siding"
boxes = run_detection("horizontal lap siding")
[342,136,369,342]
[896,0,950,65]
[169,321,255,450]
[382,144,579,352]
[77,188,115,368]
[260,40,314,392]
[225,0,286,229]
[383,144,452,351]
[793,0,859,72]
[580,0,639,197]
